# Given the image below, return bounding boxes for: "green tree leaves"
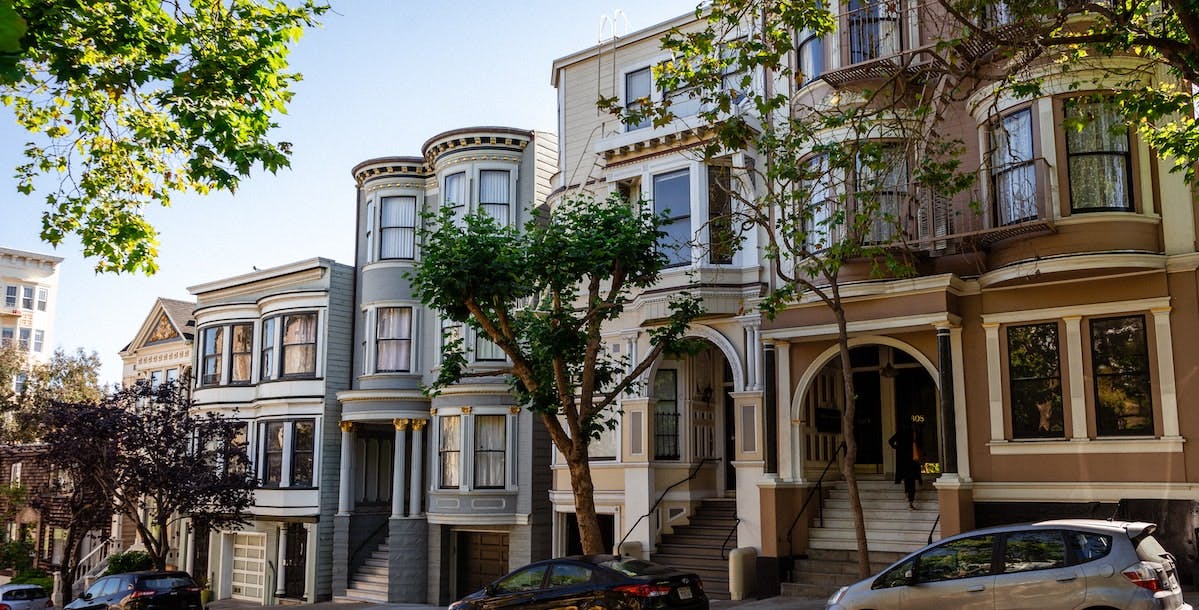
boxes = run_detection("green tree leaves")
[2,0,326,273]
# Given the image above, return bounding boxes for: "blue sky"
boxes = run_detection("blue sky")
[0,1,699,383]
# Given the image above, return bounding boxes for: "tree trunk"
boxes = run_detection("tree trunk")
[151,510,170,570]
[566,439,606,555]
[58,525,80,603]
[835,308,871,578]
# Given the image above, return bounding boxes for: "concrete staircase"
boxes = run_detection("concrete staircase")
[342,537,389,602]
[650,497,738,600]
[782,476,939,598]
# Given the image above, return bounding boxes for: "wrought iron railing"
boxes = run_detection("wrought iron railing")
[784,441,846,555]
[617,457,715,554]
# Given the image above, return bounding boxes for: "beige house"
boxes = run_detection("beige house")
[551,3,1199,598]
[119,297,195,388]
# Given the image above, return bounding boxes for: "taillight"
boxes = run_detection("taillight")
[45,601,53,609]
[613,583,673,598]
[1123,562,1167,592]
[128,590,157,599]
[1,602,11,610]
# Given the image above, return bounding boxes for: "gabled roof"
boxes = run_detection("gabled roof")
[119,297,196,354]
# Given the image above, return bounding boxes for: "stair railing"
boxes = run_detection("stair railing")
[720,515,741,560]
[928,514,940,544]
[617,457,715,555]
[783,440,846,554]
[348,518,391,577]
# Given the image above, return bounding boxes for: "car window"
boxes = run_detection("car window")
[872,557,916,589]
[84,579,110,599]
[1004,530,1066,573]
[493,565,548,594]
[141,576,195,591]
[598,558,673,577]
[547,564,593,587]
[917,535,994,582]
[99,578,122,597]
[1065,530,1112,564]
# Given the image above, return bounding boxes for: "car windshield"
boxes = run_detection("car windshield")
[598,558,673,577]
[140,576,195,591]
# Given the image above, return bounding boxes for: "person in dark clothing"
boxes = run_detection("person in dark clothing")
[889,419,923,509]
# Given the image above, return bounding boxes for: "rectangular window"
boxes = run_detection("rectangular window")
[35,288,47,312]
[1007,323,1064,438]
[707,164,734,264]
[262,421,284,487]
[281,313,317,377]
[797,30,826,85]
[375,307,412,372]
[205,421,250,476]
[18,328,30,350]
[1090,315,1153,436]
[229,323,253,384]
[444,172,467,225]
[20,287,33,310]
[380,195,418,259]
[991,109,1038,225]
[292,419,315,487]
[474,332,505,362]
[474,415,507,488]
[0,328,12,347]
[260,317,276,381]
[1065,97,1132,212]
[150,370,163,388]
[660,60,701,119]
[479,170,510,226]
[439,416,461,488]
[4,287,15,308]
[440,315,462,364]
[201,326,224,386]
[13,373,26,394]
[856,146,907,244]
[32,330,43,353]
[802,154,836,251]
[625,67,652,131]
[847,0,901,64]
[654,369,680,460]
[654,169,692,267]
[166,368,179,384]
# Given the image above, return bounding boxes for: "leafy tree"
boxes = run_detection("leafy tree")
[39,380,256,581]
[0,0,326,273]
[411,196,703,555]
[0,346,103,442]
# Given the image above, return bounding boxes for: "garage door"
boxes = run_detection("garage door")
[457,531,508,597]
[231,533,266,601]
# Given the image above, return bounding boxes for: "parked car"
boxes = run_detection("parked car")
[0,584,52,610]
[449,555,709,610]
[65,571,201,610]
[826,519,1191,610]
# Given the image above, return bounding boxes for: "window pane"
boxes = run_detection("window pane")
[36,288,47,311]
[21,287,33,309]
[475,415,506,488]
[1091,316,1152,436]
[708,165,734,264]
[917,535,994,582]
[1065,98,1131,211]
[230,324,253,383]
[847,0,901,63]
[376,307,412,372]
[263,422,284,486]
[474,333,505,361]
[626,67,652,130]
[992,110,1037,224]
[380,196,418,259]
[798,32,825,84]
[292,420,314,487]
[1004,530,1066,573]
[439,416,461,488]
[260,317,276,381]
[282,313,316,376]
[444,173,466,225]
[653,169,691,266]
[654,369,679,459]
[1007,323,1063,438]
[202,326,224,386]
[495,565,548,594]
[1065,531,1112,564]
[548,564,592,587]
[4,286,15,307]
[479,170,510,226]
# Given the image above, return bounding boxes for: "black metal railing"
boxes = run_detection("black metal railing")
[617,457,715,554]
[928,514,941,545]
[784,441,846,551]
[348,518,390,575]
[654,411,680,460]
[721,512,742,560]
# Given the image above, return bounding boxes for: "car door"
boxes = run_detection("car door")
[536,562,599,609]
[902,534,997,610]
[480,564,550,610]
[2,587,31,610]
[73,577,117,610]
[993,530,1085,610]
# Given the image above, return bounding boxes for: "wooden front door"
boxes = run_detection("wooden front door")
[456,531,509,598]
[283,523,307,599]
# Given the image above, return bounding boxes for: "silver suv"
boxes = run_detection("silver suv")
[826,519,1190,610]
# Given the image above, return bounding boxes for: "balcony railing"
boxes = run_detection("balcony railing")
[654,411,680,460]
[821,1,937,88]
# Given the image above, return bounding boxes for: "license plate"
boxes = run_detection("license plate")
[677,586,693,600]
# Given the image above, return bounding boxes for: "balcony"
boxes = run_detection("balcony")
[820,1,942,88]
[0,307,21,318]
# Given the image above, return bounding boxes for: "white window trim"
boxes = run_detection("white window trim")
[434,407,515,492]
[645,160,702,268]
[472,163,519,227]
[363,303,419,376]
[372,188,425,263]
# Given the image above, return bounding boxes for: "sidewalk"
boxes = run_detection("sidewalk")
[207,594,821,610]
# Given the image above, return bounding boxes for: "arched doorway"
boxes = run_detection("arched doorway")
[799,343,939,478]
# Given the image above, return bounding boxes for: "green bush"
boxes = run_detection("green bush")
[0,540,34,573]
[10,569,52,591]
[103,550,153,575]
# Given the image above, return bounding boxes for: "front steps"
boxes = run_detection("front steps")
[339,537,389,603]
[651,497,739,600]
[782,476,939,598]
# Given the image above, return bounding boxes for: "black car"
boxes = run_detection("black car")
[449,555,708,610]
[65,572,201,610]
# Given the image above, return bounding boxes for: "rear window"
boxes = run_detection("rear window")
[598,558,674,577]
[1066,531,1112,564]
[2,589,44,601]
[139,576,196,591]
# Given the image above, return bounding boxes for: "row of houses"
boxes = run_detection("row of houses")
[10,2,1199,604]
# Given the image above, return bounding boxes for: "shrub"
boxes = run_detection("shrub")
[0,540,34,573]
[11,569,52,591]
[103,550,153,575]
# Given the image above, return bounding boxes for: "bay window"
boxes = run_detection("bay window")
[856,147,907,244]
[281,313,317,377]
[1064,97,1132,212]
[797,28,825,85]
[625,67,652,131]
[653,169,692,266]
[474,332,505,362]
[260,317,276,381]
[707,164,734,265]
[230,323,253,384]
[380,196,418,260]
[375,307,413,373]
[259,419,315,487]
[292,420,315,487]
[1007,322,1064,438]
[1090,315,1152,436]
[200,326,223,386]
[479,170,511,226]
[474,415,506,488]
[262,421,284,486]
[802,153,836,251]
[444,172,466,225]
[439,416,461,488]
[991,109,1037,225]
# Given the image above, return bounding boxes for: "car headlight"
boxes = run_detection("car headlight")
[827,585,848,607]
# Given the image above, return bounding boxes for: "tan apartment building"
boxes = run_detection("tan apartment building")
[551,2,1199,598]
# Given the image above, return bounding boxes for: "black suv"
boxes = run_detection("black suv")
[66,572,201,610]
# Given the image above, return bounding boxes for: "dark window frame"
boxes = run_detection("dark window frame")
[1006,322,1065,439]
[228,323,253,385]
[280,312,318,379]
[200,326,224,387]
[1089,314,1154,437]
[1063,96,1134,213]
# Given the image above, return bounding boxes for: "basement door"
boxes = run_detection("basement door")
[456,532,508,598]
[230,533,266,601]
[283,523,307,599]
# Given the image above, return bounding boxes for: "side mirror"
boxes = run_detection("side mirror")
[904,569,917,586]
[484,585,496,596]
[81,593,93,601]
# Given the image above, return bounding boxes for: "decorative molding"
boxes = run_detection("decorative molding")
[412,419,428,431]
[980,297,1171,325]
[393,418,410,431]
[986,436,1184,455]
[972,480,1198,503]
[338,421,355,433]
[508,407,521,415]
[761,312,963,341]
[461,406,472,415]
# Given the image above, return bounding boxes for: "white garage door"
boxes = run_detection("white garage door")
[231,533,266,601]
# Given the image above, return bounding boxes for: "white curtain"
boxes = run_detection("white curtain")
[440,416,461,487]
[380,196,417,259]
[474,415,506,488]
[231,324,252,382]
[992,110,1037,224]
[260,317,276,380]
[282,314,316,375]
[479,170,510,225]
[376,307,412,372]
[444,173,466,225]
[1066,99,1130,210]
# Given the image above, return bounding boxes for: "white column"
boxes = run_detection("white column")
[1063,316,1089,441]
[337,422,355,515]
[274,526,287,597]
[409,419,426,516]
[303,523,316,602]
[1152,307,1182,438]
[949,326,972,481]
[392,419,410,518]
[983,323,1006,443]
[774,340,798,482]
[179,519,192,574]
[751,324,763,391]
